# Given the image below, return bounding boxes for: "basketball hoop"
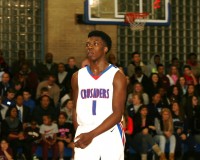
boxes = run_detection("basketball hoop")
[125,12,149,31]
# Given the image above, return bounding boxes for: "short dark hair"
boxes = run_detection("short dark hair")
[59,112,68,119]
[131,51,140,58]
[171,57,178,62]
[188,52,197,58]
[88,30,112,53]
[135,66,142,73]
[183,65,191,70]
[7,88,15,94]
[157,63,164,69]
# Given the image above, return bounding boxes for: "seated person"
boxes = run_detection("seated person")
[57,112,74,160]
[0,138,13,160]
[32,95,57,125]
[40,115,58,160]
[1,106,31,159]
[24,119,41,155]
[2,88,16,107]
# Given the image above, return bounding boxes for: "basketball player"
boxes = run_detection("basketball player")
[71,30,127,160]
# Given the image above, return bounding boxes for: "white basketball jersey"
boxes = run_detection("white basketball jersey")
[76,64,119,127]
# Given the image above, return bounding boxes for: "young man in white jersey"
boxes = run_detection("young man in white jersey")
[71,30,127,160]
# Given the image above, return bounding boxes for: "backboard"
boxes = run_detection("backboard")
[84,0,171,26]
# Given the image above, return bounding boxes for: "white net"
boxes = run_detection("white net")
[125,13,149,31]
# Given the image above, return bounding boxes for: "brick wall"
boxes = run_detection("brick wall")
[45,0,117,67]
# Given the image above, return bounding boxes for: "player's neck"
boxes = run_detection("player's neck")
[90,60,109,75]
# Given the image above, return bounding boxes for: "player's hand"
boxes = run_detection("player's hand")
[74,132,94,149]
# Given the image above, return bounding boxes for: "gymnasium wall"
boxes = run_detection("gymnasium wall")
[45,0,117,67]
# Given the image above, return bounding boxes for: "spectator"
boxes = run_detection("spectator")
[1,106,31,159]
[23,89,36,113]
[65,57,79,82]
[40,115,58,160]
[56,63,71,99]
[108,53,120,67]
[57,112,74,160]
[171,101,188,157]
[147,54,161,76]
[188,95,200,148]
[36,75,60,106]
[127,51,148,77]
[32,95,57,125]
[60,99,73,124]
[166,65,180,86]
[126,82,149,106]
[0,96,8,122]
[36,52,58,81]
[24,119,41,158]
[183,65,198,86]
[81,57,90,68]
[154,108,176,160]
[181,84,200,112]
[35,86,55,108]
[122,109,133,136]
[186,53,200,78]
[11,50,32,76]
[148,92,163,120]
[14,94,31,129]
[0,138,13,160]
[12,80,23,97]
[176,76,188,96]
[2,88,15,107]
[14,62,39,98]
[157,64,170,90]
[121,109,134,157]
[126,105,161,160]
[184,95,200,135]
[158,87,170,108]
[0,73,12,98]
[130,66,149,93]
[127,93,143,119]
[168,57,182,75]
[167,85,182,104]
[0,49,9,74]
[146,73,162,99]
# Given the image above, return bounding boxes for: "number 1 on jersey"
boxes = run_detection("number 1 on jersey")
[92,100,96,115]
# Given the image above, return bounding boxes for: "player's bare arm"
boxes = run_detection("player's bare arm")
[74,70,127,149]
[71,72,79,130]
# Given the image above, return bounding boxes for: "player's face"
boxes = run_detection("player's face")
[86,36,107,61]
